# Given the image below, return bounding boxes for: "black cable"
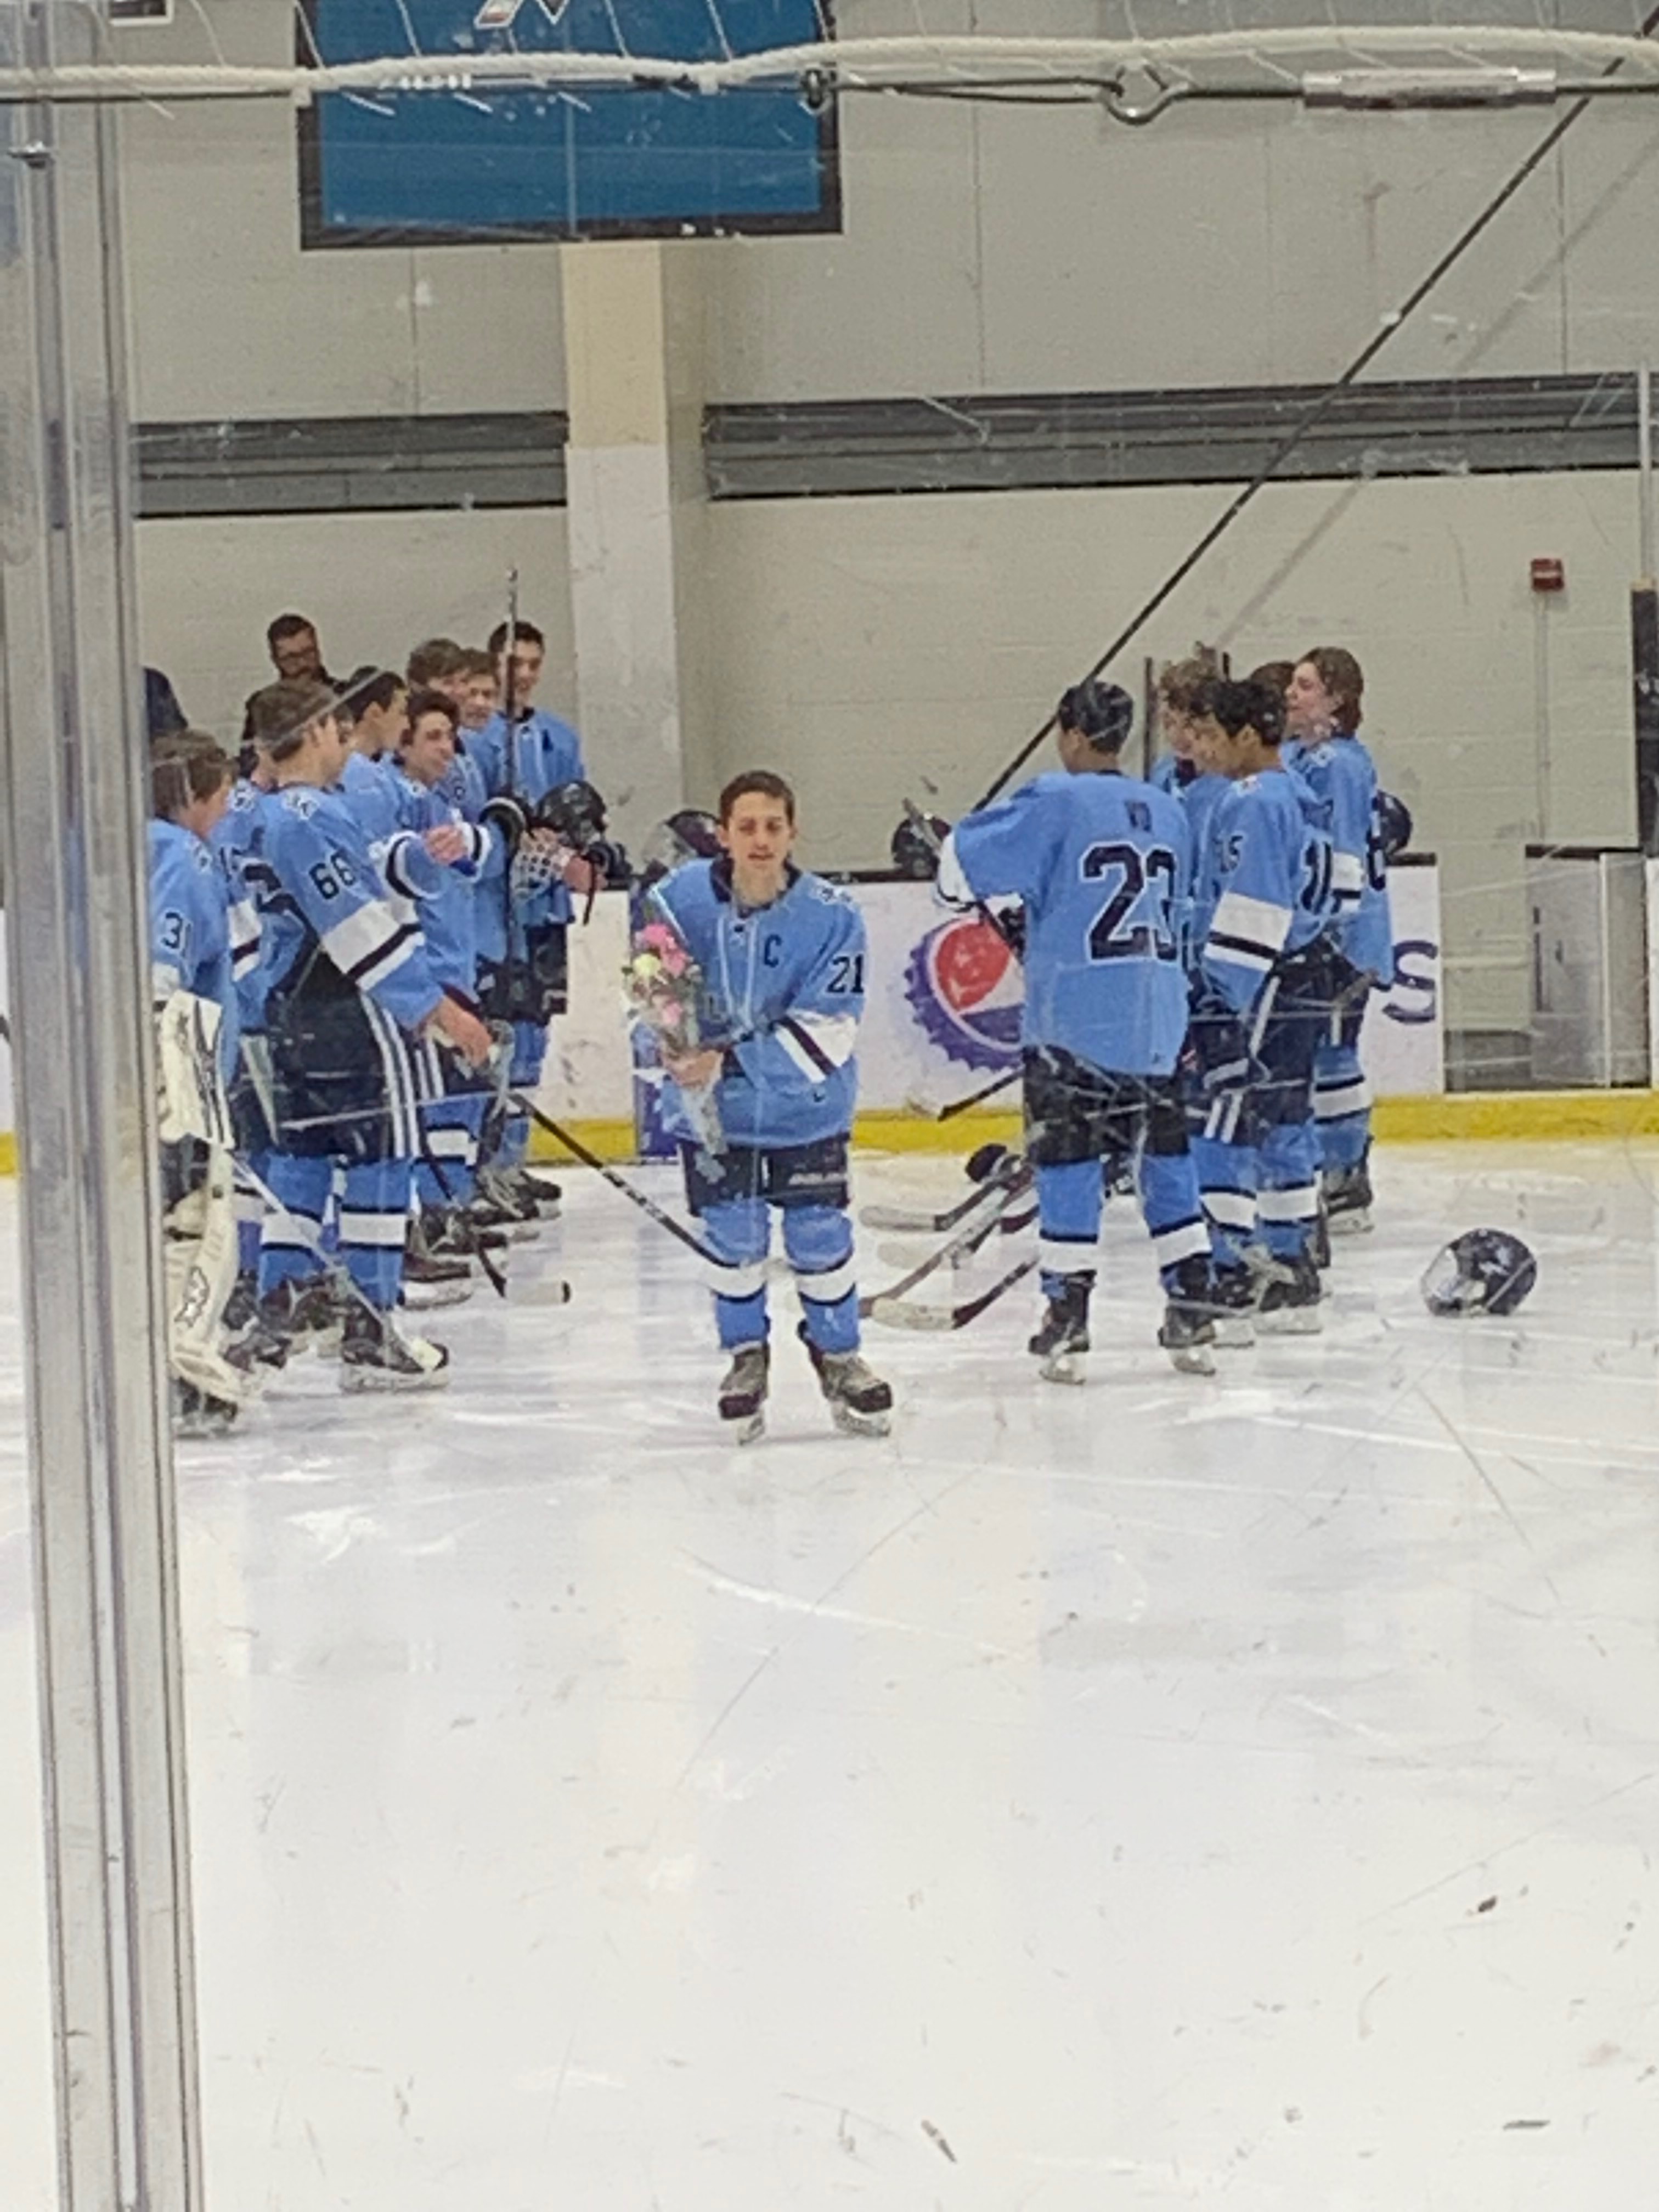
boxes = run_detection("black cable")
[970,1,1659,812]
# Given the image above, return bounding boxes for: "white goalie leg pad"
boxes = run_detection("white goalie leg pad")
[156,989,233,1149]
[164,1145,255,1406]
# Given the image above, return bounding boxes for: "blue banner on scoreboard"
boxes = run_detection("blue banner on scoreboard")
[298,0,840,248]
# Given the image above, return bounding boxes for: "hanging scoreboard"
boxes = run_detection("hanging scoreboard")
[297,0,840,247]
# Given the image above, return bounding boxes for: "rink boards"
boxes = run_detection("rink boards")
[0,862,1444,1166]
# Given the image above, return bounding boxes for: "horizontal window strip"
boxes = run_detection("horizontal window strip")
[132,372,1648,519]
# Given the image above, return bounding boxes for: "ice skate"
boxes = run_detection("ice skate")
[340,1305,451,1392]
[1206,1265,1257,1347]
[1256,1252,1324,1335]
[1158,1259,1217,1375]
[1323,1156,1374,1235]
[171,1378,240,1440]
[1158,1303,1217,1376]
[718,1342,770,1443]
[400,1237,475,1310]
[472,1169,542,1242]
[508,1164,563,1221]
[804,1338,894,1437]
[1310,1203,1332,1272]
[420,1206,509,1266]
[1028,1280,1090,1385]
[221,1268,260,1340]
[242,1273,342,1372]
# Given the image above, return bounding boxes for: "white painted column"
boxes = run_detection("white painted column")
[560,241,712,845]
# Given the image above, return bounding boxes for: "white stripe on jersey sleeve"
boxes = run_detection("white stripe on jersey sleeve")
[321,899,421,993]
[1331,850,1364,904]
[777,1010,859,1080]
[1206,889,1290,972]
[228,899,261,977]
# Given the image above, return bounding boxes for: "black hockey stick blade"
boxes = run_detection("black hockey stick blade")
[861,1156,1028,1237]
[859,1180,1021,1315]
[869,1256,1036,1333]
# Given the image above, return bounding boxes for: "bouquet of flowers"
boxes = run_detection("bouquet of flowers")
[623,919,725,1158]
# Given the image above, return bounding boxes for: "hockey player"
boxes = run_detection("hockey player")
[151,731,255,1436]
[469,616,596,1224]
[939,679,1217,1381]
[1188,676,1337,1333]
[458,648,499,732]
[645,771,893,1442]
[1150,655,1231,874]
[1284,647,1392,1229]
[253,681,492,1388]
[392,689,505,1258]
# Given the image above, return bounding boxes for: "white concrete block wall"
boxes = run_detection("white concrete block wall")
[135,509,575,745]
[115,0,567,422]
[697,471,1644,1035]
[132,473,1647,1040]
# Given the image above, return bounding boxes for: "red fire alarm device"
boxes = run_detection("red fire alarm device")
[1531,556,1566,593]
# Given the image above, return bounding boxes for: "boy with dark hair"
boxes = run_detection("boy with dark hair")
[1188,676,1337,1333]
[1284,646,1392,1229]
[254,684,492,1387]
[470,615,594,1222]
[645,770,893,1441]
[392,689,505,1256]
[941,678,1218,1381]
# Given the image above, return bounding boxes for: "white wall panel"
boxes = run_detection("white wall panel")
[700,470,1645,1031]
[136,507,574,748]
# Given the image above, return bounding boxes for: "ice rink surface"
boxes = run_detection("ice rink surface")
[3,1138,1659,2209]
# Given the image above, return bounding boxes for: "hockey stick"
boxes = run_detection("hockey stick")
[861,1149,1025,1236]
[510,1091,729,1268]
[239,1153,570,1318]
[905,1064,1020,1124]
[877,1193,1035,1272]
[864,1188,1035,1313]
[416,1136,511,1300]
[869,1255,1037,1334]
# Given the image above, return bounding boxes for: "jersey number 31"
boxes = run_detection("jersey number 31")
[1082,841,1179,963]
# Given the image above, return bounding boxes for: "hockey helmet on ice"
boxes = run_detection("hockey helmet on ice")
[1420,1229,1537,1318]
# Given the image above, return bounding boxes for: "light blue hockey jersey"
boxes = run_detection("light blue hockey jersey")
[1284,731,1393,983]
[210,780,269,1028]
[150,818,238,1073]
[261,784,442,1035]
[469,707,586,938]
[647,857,866,1150]
[1198,769,1334,1015]
[943,770,1193,1078]
[389,764,498,999]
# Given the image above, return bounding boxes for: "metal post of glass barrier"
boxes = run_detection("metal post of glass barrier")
[0,4,203,2208]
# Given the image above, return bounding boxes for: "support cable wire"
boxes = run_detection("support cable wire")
[968,0,1659,810]
[17,25,1659,102]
